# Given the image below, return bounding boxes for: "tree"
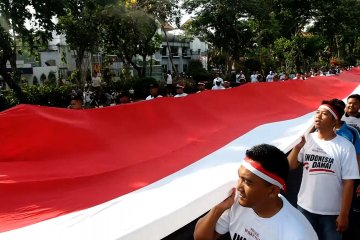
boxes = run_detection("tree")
[310,0,360,66]
[57,0,104,84]
[136,0,181,75]
[100,4,160,77]
[187,59,209,82]
[0,0,65,102]
[182,0,262,73]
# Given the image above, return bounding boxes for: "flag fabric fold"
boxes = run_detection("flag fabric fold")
[1,69,360,239]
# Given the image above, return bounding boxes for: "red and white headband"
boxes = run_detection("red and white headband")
[241,157,286,191]
[319,104,339,120]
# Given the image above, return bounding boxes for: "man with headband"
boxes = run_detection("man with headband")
[194,144,317,240]
[288,100,360,240]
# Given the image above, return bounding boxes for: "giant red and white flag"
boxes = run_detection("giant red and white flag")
[1,69,360,240]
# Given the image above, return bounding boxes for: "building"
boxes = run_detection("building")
[2,23,209,87]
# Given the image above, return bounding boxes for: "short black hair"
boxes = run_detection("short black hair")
[321,99,345,119]
[347,94,360,102]
[245,144,289,182]
[70,94,83,102]
[149,82,159,88]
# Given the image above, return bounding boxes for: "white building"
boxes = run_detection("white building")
[3,24,209,87]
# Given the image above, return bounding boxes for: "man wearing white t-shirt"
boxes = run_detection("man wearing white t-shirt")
[145,82,163,100]
[266,71,274,82]
[213,73,224,86]
[288,100,360,240]
[194,144,318,240]
[342,94,360,132]
[174,84,188,98]
[250,71,258,83]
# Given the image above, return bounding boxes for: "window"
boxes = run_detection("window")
[182,47,188,56]
[183,64,188,73]
[171,47,179,56]
[161,46,167,56]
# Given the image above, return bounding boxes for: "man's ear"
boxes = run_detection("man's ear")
[268,185,281,198]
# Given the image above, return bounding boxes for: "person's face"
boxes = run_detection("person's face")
[198,85,205,91]
[176,87,184,94]
[236,165,273,209]
[119,96,130,104]
[150,87,159,96]
[346,98,360,115]
[314,106,336,130]
[70,100,82,109]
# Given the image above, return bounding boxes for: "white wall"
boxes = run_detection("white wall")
[40,51,60,67]
[32,66,59,84]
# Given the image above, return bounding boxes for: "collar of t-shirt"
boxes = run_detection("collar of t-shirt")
[345,112,360,118]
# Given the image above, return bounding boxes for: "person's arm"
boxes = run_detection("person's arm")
[287,136,306,170]
[194,189,235,240]
[336,179,354,232]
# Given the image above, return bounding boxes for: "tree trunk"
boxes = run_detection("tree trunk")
[75,48,86,86]
[162,26,177,75]
[125,55,143,77]
[0,46,25,102]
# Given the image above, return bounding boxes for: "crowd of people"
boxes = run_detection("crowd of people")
[67,66,351,109]
[194,95,360,240]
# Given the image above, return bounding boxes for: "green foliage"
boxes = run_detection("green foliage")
[0,0,65,101]
[187,59,210,82]
[184,0,360,73]
[67,70,79,84]
[21,84,75,107]
[56,0,107,82]
[0,89,19,110]
[99,5,160,77]
[243,58,262,75]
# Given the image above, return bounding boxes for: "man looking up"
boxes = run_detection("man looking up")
[194,144,318,240]
[288,100,360,240]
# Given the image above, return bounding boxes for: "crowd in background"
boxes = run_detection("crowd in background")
[68,65,351,110]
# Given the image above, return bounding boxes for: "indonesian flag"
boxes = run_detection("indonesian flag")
[1,69,360,240]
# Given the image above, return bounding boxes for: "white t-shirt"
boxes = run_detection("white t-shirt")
[213,77,224,85]
[92,76,101,87]
[266,74,273,82]
[250,74,258,83]
[212,85,225,90]
[216,195,318,240]
[174,93,188,98]
[166,74,172,84]
[297,132,360,215]
[83,91,92,103]
[236,74,245,83]
[145,95,163,100]
[342,114,360,130]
